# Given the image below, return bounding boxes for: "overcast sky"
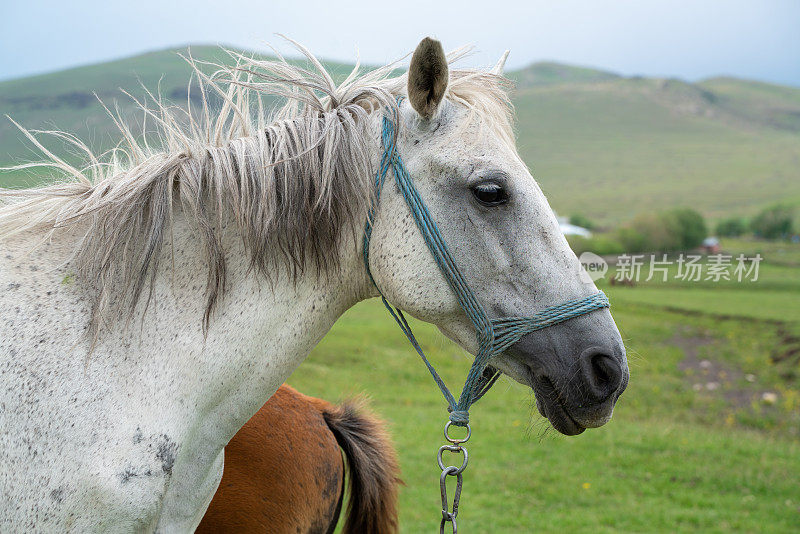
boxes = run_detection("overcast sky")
[2,0,799,86]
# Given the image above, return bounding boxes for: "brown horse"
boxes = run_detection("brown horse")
[197,385,401,534]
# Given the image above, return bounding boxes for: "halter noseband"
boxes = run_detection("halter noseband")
[363,101,609,427]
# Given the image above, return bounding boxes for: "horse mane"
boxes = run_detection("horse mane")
[0,40,514,334]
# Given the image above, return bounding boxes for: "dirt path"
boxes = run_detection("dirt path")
[672,328,778,409]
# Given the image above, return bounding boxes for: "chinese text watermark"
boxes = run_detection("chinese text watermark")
[578,253,763,283]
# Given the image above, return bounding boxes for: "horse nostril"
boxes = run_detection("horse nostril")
[580,349,623,403]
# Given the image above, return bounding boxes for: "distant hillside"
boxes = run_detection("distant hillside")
[0,45,353,176]
[698,76,800,131]
[2,45,799,225]
[513,73,800,223]
[508,61,619,87]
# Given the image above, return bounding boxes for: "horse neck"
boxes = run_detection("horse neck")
[31,202,375,527]
[151,206,374,427]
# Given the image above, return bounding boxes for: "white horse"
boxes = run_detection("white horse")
[0,38,628,532]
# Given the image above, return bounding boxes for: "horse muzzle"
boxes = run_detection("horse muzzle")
[504,309,629,435]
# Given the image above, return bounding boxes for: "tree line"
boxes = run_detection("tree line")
[567,204,797,256]
[716,204,796,240]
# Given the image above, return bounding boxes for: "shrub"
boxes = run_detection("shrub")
[569,214,595,231]
[715,217,747,237]
[750,204,795,239]
[615,208,706,253]
[617,212,678,252]
[665,208,707,250]
[567,234,625,256]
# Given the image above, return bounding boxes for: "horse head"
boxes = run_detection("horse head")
[367,38,628,435]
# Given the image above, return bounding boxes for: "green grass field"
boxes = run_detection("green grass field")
[288,294,800,532]
[286,236,800,532]
[597,240,800,320]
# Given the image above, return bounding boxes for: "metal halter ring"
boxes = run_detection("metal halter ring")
[444,421,471,444]
[437,444,469,474]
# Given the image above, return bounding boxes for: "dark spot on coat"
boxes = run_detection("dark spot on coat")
[50,487,65,503]
[118,467,138,484]
[118,466,154,484]
[156,435,178,475]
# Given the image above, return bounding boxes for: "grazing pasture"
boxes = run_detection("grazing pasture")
[291,286,800,532]
[288,242,800,532]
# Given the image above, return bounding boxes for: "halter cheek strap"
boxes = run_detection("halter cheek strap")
[363,101,609,426]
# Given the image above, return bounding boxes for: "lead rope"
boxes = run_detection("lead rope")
[363,100,610,532]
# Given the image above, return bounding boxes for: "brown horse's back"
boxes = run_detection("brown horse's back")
[197,385,400,534]
[197,386,344,534]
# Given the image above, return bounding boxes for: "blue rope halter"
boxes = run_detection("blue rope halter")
[363,102,610,426]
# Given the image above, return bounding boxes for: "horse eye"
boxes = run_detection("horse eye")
[471,182,508,207]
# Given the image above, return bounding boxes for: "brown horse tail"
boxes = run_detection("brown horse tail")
[318,397,402,534]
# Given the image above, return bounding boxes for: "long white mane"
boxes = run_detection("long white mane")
[0,40,514,333]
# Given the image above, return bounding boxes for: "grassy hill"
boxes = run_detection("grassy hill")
[507,61,620,87]
[2,45,799,225]
[514,76,800,225]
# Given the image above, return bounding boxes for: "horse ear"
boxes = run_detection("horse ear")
[407,37,449,120]
[491,50,510,76]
